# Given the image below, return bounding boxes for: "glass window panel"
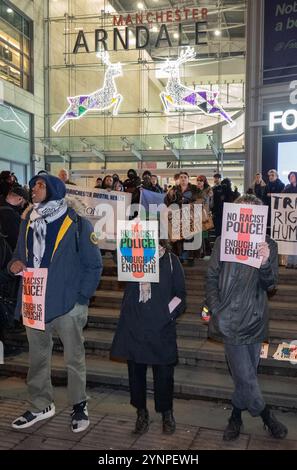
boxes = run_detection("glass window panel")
[23,55,30,75]
[23,18,30,38]
[23,37,30,55]
[0,18,21,49]
[22,72,30,91]
[0,40,21,68]
[0,10,32,92]
[0,59,21,86]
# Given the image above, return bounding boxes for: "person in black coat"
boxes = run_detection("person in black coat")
[110,241,186,435]
[264,169,285,205]
[264,169,285,233]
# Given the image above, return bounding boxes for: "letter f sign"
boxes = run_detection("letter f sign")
[269,111,283,132]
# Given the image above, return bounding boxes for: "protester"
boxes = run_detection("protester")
[264,169,285,233]
[151,175,164,194]
[94,177,103,189]
[113,180,124,192]
[213,173,222,187]
[0,171,18,197]
[212,177,236,237]
[58,168,76,186]
[123,169,141,204]
[173,173,180,187]
[0,184,29,351]
[111,240,186,435]
[264,169,285,204]
[165,172,200,265]
[102,175,114,191]
[9,174,102,432]
[251,173,266,202]
[196,175,213,257]
[206,193,288,441]
[0,185,29,251]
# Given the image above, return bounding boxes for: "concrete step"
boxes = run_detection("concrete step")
[6,327,297,378]
[2,352,297,410]
[92,290,297,315]
[87,307,297,340]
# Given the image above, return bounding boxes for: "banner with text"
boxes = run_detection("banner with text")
[271,193,297,255]
[66,185,132,250]
[117,220,159,283]
[264,0,297,83]
[220,203,268,268]
[22,268,48,331]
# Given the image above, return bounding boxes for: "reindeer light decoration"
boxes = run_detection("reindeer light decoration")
[0,104,28,133]
[52,51,123,133]
[159,47,234,126]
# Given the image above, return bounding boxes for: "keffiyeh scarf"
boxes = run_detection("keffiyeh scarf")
[29,199,68,267]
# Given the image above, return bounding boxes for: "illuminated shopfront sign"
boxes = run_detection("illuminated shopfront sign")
[268,80,297,132]
[269,109,297,132]
[73,7,208,53]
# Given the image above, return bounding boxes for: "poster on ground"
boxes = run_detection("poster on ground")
[271,194,297,255]
[273,342,297,364]
[220,203,268,268]
[66,185,132,250]
[22,268,48,331]
[117,220,159,283]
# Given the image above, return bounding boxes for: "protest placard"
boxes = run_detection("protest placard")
[220,203,268,268]
[66,185,132,250]
[272,342,297,364]
[117,220,159,283]
[22,268,48,331]
[271,194,297,255]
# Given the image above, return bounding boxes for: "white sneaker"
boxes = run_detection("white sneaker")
[12,403,55,429]
[71,400,89,433]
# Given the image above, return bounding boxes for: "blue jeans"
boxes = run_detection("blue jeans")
[224,342,265,417]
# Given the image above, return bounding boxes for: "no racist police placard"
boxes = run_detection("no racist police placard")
[220,203,268,269]
[22,268,48,331]
[117,220,159,283]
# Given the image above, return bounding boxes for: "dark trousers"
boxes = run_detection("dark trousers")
[224,342,266,417]
[127,361,174,413]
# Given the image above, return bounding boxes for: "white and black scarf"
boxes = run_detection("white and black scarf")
[29,199,68,267]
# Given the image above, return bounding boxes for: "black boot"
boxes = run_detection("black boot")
[260,405,288,439]
[162,410,176,434]
[133,409,149,435]
[223,407,242,441]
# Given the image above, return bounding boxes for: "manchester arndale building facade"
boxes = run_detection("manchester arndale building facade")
[1,1,296,189]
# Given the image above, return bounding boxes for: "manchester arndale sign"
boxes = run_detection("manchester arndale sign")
[269,80,297,131]
[73,7,208,53]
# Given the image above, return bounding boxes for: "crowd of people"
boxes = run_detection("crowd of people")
[0,166,294,442]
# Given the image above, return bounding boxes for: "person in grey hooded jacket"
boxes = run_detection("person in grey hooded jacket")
[8,174,102,433]
[206,194,287,442]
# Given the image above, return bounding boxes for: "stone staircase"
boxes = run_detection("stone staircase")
[1,257,297,410]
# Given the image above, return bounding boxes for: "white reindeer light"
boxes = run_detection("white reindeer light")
[52,51,123,133]
[159,47,234,126]
[0,104,28,133]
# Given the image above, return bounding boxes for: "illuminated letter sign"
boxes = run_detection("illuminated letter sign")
[269,109,297,132]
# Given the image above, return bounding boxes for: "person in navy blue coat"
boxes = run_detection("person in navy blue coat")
[8,174,102,433]
[111,241,186,435]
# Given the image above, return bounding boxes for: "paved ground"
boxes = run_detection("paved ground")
[0,377,297,450]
